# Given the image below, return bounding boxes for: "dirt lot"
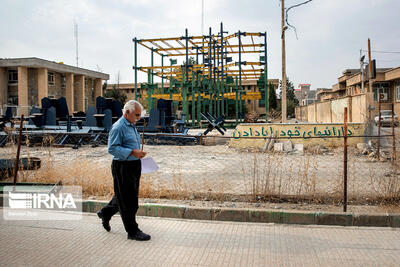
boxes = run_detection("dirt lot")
[1,128,399,214]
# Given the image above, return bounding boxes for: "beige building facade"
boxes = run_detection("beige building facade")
[296,66,400,123]
[0,58,109,115]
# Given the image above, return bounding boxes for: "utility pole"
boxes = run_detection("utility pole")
[281,0,287,123]
[368,38,374,125]
[368,39,372,94]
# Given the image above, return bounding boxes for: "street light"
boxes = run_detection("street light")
[360,55,367,93]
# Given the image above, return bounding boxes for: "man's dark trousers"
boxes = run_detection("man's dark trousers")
[100,159,141,235]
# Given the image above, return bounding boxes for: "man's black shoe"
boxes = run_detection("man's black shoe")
[127,230,151,241]
[97,211,111,232]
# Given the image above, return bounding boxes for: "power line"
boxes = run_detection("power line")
[361,49,400,54]
[373,59,400,62]
[285,0,313,39]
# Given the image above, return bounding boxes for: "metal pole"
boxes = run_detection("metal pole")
[197,85,201,125]
[235,76,238,124]
[220,22,225,116]
[208,27,213,115]
[169,61,173,100]
[208,27,212,80]
[239,91,242,122]
[217,43,220,117]
[192,71,195,126]
[185,28,189,83]
[151,48,154,84]
[13,115,24,188]
[225,47,229,116]
[368,39,373,127]
[377,92,381,160]
[343,107,348,212]
[281,0,287,123]
[213,40,217,115]
[238,30,242,93]
[392,103,396,162]
[133,37,138,100]
[264,31,269,121]
[161,54,164,94]
[147,70,152,111]
[238,30,242,122]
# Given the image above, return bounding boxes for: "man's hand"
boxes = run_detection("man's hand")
[131,149,147,159]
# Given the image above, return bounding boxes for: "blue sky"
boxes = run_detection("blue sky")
[1,0,399,89]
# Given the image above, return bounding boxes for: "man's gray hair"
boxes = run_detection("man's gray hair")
[123,100,143,115]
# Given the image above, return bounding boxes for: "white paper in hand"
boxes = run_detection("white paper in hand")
[141,157,159,174]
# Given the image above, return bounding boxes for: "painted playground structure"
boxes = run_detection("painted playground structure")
[132,23,270,127]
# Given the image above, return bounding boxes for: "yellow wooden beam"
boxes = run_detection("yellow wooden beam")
[142,91,262,101]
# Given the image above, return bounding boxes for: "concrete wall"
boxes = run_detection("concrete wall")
[307,104,315,122]
[0,67,7,105]
[86,78,95,107]
[351,94,367,123]
[316,101,331,123]
[331,97,348,123]
[37,68,48,107]
[296,94,367,124]
[17,67,29,115]
[229,123,367,148]
[65,73,74,113]
[28,68,38,106]
[94,78,102,99]
[74,75,85,112]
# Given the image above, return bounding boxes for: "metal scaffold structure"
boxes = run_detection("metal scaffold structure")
[132,23,269,126]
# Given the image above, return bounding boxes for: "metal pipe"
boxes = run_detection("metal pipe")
[238,30,242,122]
[235,76,238,124]
[185,28,189,83]
[133,37,138,100]
[377,91,381,160]
[161,54,164,94]
[192,71,195,126]
[151,48,154,84]
[281,0,287,123]
[217,43,220,117]
[208,27,212,80]
[343,107,348,212]
[264,31,269,121]
[392,103,396,162]
[238,30,242,91]
[220,22,225,116]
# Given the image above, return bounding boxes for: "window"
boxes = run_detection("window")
[48,72,55,86]
[8,70,18,84]
[396,82,400,102]
[373,82,390,102]
[61,75,66,89]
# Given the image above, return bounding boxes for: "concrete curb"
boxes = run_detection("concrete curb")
[1,194,397,227]
[82,200,400,228]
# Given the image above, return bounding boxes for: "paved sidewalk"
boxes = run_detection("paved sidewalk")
[0,209,399,266]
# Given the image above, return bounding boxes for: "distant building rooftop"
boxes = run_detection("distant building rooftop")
[0,57,109,80]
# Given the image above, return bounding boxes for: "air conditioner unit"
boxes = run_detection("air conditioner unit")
[379,92,388,101]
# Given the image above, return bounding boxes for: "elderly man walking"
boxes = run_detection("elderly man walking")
[97,100,150,241]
